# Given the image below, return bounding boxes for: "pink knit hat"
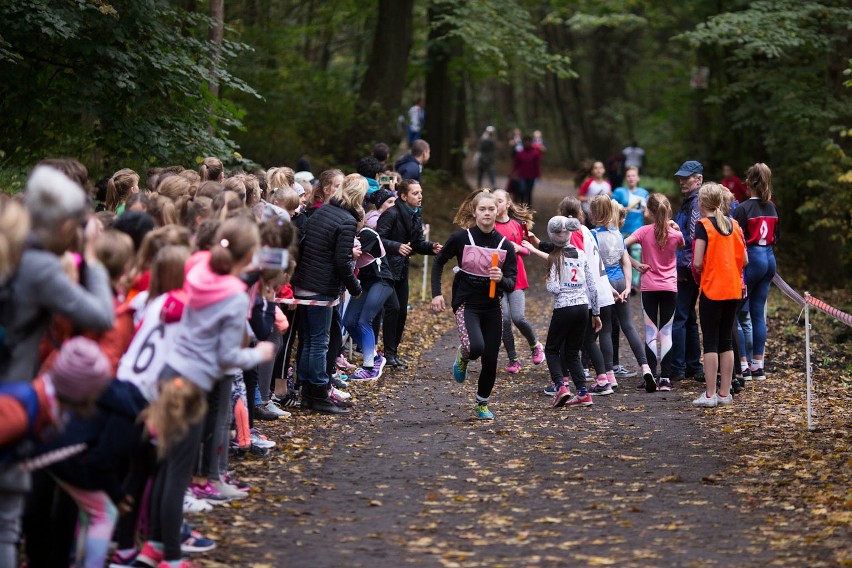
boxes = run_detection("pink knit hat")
[49,337,112,403]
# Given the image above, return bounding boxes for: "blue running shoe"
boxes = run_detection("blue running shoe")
[474,403,494,420]
[452,346,468,383]
[543,384,558,396]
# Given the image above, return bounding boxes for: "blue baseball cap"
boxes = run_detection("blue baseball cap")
[674,160,703,177]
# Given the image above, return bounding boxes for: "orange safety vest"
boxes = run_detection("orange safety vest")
[698,217,746,301]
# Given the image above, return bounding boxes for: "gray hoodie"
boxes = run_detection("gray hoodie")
[0,247,114,383]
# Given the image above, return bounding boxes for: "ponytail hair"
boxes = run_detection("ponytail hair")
[698,183,732,234]
[745,162,772,203]
[453,188,496,228]
[589,194,616,227]
[209,216,260,275]
[149,245,190,299]
[106,168,139,212]
[646,193,672,249]
[558,196,584,223]
[143,377,207,460]
[199,157,224,182]
[146,194,179,227]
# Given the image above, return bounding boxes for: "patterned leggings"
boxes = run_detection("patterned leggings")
[55,479,118,568]
[454,302,503,402]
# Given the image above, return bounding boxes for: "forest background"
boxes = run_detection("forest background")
[0,0,850,285]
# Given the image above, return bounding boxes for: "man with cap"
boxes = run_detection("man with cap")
[671,160,705,383]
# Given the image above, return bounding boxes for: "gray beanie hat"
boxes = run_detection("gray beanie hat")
[547,215,582,247]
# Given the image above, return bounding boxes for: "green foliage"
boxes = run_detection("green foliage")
[430,0,576,82]
[0,0,257,173]
[677,0,852,284]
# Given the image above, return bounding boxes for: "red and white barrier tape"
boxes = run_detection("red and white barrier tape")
[773,274,851,327]
[275,297,340,307]
[21,443,87,472]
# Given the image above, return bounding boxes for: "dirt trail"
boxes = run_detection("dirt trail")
[200,176,831,568]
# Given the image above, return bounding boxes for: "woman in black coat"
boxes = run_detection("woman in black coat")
[291,174,365,413]
[376,179,441,366]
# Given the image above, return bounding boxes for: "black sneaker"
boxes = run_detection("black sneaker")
[742,368,752,381]
[751,368,766,381]
[732,377,745,394]
[301,384,350,415]
[254,404,280,421]
[278,391,300,408]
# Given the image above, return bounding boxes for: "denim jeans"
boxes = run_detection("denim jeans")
[343,281,394,365]
[671,268,702,377]
[296,295,335,388]
[737,305,753,361]
[745,246,775,358]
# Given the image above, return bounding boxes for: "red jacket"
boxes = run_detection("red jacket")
[512,147,542,179]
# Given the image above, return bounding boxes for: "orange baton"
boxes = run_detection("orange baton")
[488,252,498,298]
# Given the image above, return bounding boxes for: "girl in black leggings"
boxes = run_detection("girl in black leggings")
[431,190,517,420]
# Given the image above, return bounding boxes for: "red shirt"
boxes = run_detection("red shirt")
[494,218,529,290]
[512,147,542,179]
[722,175,748,204]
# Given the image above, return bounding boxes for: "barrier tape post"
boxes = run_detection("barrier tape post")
[805,292,814,431]
[422,224,430,302]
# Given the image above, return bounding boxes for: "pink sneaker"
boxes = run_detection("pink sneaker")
[531,342,545,365]
[336,354,356,373]
[135,542,164,568]
[505,360,521,374]
[552,383,571,407]
[158,561,201,568]
[606,374,619,389]
[190,481,227,502]
[565,392,594,408]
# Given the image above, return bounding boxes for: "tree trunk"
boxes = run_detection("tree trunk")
[424,2,464,175]
[358,0,415,115]
[208,0,224,99]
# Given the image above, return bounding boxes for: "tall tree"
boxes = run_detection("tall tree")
[209,0,225,99]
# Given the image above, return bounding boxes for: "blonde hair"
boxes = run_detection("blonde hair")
[453,188,497,228]
[271,187,300,212]
[331,174,367,220]
[699,183,732,234]
[146,194,179,227]
[94,230,135,284]
[143,377,207,460]
[746,162,772,203]
[646,193,673,249]
[149,245,190,299]
[199,157,224,182]
[156,175,192,203]
[0,198,30,282]
[615,203,627,228]
[266,167,294,200]
[106,168,139,212]
[589,195,616,227]
[209,216,259,275]
[492,188,535,226]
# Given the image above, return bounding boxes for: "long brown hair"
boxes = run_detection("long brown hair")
[199,157,224,182]
[589,194,615,227]
[148,245,190,299]
[745,162,772,203]
[453,188,496,228]
[646,193,673,249]
[106,168,139,212]
[492,188,535,226]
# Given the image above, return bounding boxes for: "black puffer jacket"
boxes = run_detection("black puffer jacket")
[376,200,437,281]
[292,199,362,297]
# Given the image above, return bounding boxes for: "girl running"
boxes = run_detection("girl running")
[431,190,517,420]
[624,194,684,391]
[589,196,655,391]
[693,183,748,407]
[578,160,612,223]
[540,216,601,408]
[492,188,544,374]
[733,163,778,381]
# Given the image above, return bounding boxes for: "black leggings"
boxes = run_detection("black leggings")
[272,305,298,387]
[454,303,503,402]
[149,419,205,560]
[698,294,739,354]
[641,291,677,378]
[582,305,611,376]
[545,305,588,390]
[601,279,647,368]
[382,277,409,355]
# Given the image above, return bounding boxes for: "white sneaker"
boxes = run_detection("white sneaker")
[250,428,276,449]
[716,393,733,406]
[212,480,248,500]
[692,392,718,407]
[263,400,291,418]
[332,386,351,401]
[183,491,213,513]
